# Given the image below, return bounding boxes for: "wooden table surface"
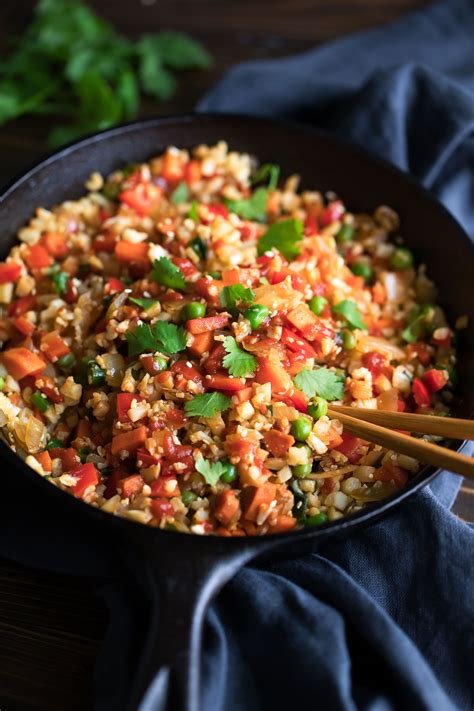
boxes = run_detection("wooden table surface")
[0,2,472,709]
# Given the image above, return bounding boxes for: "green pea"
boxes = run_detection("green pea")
[87,362,106,386]
[46,438,64,450]
[305,512,328,526]
[57,353,76,371]
[182,490,197,506]
[208,271,221,280]
[51,270,69,295]
[292,462,313,478]
[153,355,168,372]
[336,223,354,244]
[342,329,356,350]
[308,295,328,316]
[291,416,312,442]
[351,262,373,282]
[244,304,270,330]
[78,448,90,463]
[183,301,206,320]
[221,462,238,484]
[31,391,50,413]
[308,397,328,420]
[390,247,414,271]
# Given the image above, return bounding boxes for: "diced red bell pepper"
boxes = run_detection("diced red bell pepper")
[268,515,297,534]
[119,182,162,216]
[334,433,364,463]
[41,232,69,258]
[320,200,344,227]
[201,204,229,223]
[214,490,240,526]
[234,386,253,404]
[40,331,70,362]
[187,331,213,358]
[34,450,52,473]
[25,244,53,270]
[171,360,204,390]
[71,462,99,498]
[93,232,117,253]
[0,262,21,283]
[287,387,308,412]
[412,377,431,407]
[8,295,37,317]
[104,468,125,499]
[194,276,225,306]
[304,214,319,236]
[115,240,150,264]
[111,426,147,456]
[286,304,333,342]
[204,344,226,374]
[13,316,35,336]
[407,342,432,366]
[375,462,408,488]
[184,159,202,186]
[187,314,230,334]
[281,327,317,358]
[49,447,80,472]
[422,368,449,393]
[107,277,127,293]
[118,474,144,499]
[117,393,145,423]
[161,152,184,183]
[2,347,45,380]
[136,448,160,467]
[150,498,174,520]
[171,257,198,278]
[255,357,292,394]
[206,372,247,391]
[362,351,388,377]
[150,478,180,498]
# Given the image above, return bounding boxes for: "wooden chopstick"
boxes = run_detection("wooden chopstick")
[327,409,474,479]
[328,404,474,440]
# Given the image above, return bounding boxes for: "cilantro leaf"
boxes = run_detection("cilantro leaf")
[227,187,268,222]
[126,321,187,356]
[222,337,258,378]
[257,218,304,260]
[219,284,255,311]
[402,305,434,343]
[195,457,227,487]
[332,300,367,331]
[152,257,186,290]
[252,163,280,191]
[188,200,200,223]
[294,367,345,401]
[129,296,158,310]
[171,181,189,205]
[137,31,212,71]
[184,391,231,418]
[51,270,69,294]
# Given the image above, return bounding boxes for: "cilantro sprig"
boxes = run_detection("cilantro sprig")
[129,296,158,311]
[294,367,345,401]
[171,181,190,205]
[0,0,212,146]
[126,321,187,356]
[195,457,227,486]
[184,391,231,418]
[257,218,304,260]
[251,163,280,191]
[222,337,258,378]
[226,187,269,222]
[332,300,367,331]
[219,284,255,311]
[152,257,186,290]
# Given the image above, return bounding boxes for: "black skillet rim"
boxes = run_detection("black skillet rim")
[0,112,472,548]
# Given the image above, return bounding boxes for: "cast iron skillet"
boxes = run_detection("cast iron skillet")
[0,114,473,711]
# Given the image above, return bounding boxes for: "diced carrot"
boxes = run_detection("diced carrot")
[115,240,150,264]
[234,386,253,404]
[1,348,46,380]
[255,357,292,393]
[206,373,246,391]
[150,478,180,498]
[25,244,53,270]
[187,314,230,334]
[222,268,242,286]
[334,433,364,463]
[111,426,147,456]
[50,447,80,472]
[119,182,162,216]
[215,527,246,537]
[372,282,386,304]
[187,331,213,358]
[263,430,295,457]
[184,159,202,186]
[13,316,35,336]
[35,375,63,403]
[40,331,70,361]
[0,262,21,283]
[76,420,91,440]
[375,462,409,488]
[118,474,144,499]
[34,450,52,473]
[241,483,276,522]
[71,462,99,498]
[41,232,69,258]
[422,368,448,393]
[214,490,240,526]
[268,515,297,534]
[161,152,185,183]
[8,295,37,317]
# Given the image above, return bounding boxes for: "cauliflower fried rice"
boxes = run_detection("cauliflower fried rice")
[0,141,460,535]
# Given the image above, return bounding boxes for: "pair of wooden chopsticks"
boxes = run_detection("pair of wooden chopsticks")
[327,405,474,479]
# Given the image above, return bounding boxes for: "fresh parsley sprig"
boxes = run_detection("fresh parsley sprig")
[0,0,212,146]
[222,336,257,378]
[294,367,345,401]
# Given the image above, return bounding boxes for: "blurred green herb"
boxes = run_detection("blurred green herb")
[0,0,212,146]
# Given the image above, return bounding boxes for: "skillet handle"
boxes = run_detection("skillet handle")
[125,544,254,711]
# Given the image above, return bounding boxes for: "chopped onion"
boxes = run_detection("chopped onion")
[357,335,405,360]
[377,388,399,412]
[105,291,128,321]
[101,352,125,387]
[351,482,397,502]
[24,415,46,453]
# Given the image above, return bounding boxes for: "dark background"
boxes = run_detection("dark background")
[0,2,472,710]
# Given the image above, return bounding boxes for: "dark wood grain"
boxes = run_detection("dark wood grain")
[0,1,470,710]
